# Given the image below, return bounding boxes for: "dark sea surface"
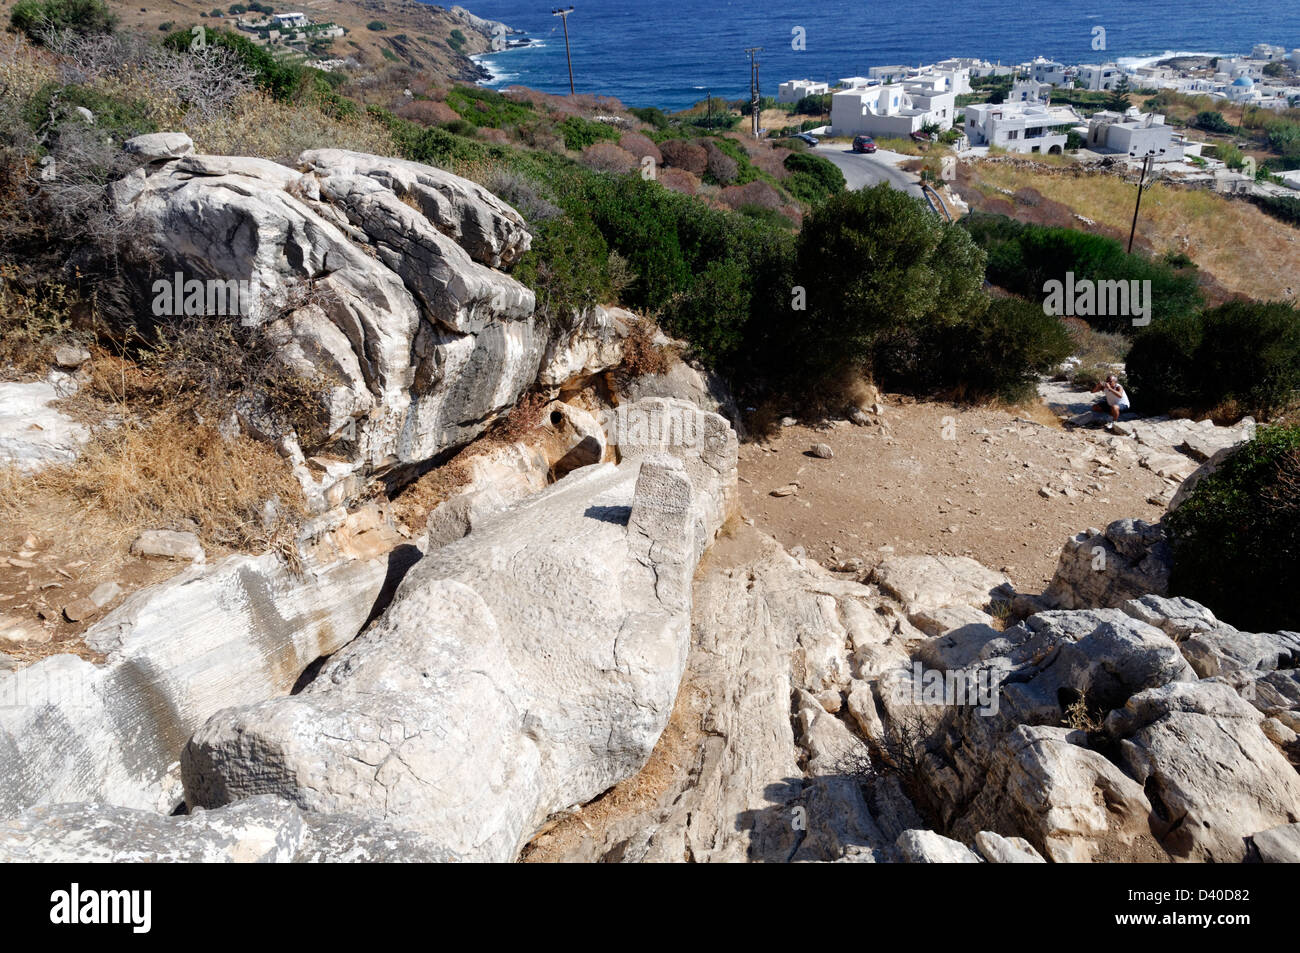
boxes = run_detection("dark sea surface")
[442,0,1298,111]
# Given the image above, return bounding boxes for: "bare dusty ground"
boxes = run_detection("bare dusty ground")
[737,395,1170,595]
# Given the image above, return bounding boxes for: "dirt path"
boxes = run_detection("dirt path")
[736,396,1171,594]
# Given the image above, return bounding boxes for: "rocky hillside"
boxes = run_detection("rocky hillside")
[0,134,1297,864]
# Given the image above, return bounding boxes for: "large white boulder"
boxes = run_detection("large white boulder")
[181,400,738,861]
[0,507,400,817]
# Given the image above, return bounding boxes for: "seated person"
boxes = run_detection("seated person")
[1091,374,1129,429]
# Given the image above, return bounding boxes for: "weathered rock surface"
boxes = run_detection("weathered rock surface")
[0,796,455,862]
[1040,519,1171,610]
[181,400,738,862]
[871,555,1011,616]
[112,144,549,512]
[534,527,924,863]
[0,380,89,473]
[1107,680,1300,861]
[0,506,401,817]
[1250,823,1300,863]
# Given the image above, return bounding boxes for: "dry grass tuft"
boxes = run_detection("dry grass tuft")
[3,407,306,553]
[618,316,670,379]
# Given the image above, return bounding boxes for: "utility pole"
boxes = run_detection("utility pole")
[1127,147,1164,253]
[552,6,575,95]
[745,47,763,139]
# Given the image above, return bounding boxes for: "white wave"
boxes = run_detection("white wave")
[1117,50,1231,70]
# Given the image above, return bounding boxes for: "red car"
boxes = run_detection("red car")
[852,135,877,153]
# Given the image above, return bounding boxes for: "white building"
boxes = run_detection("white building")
[1076,63,1125,90]
[837,76,872,91]
[1029,57,1068,86]
[778,79,830,104]
[831,80,956,138]
[1009,78,1051,104]
[1253,43,1287,61]
[964,100,1081,154]
[868,65,912,85]
[273,12,309,28]
[1086,108,1184,160]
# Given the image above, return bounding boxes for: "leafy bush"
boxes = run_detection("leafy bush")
[874,296,1072,401]
[10,0,117,40]
[447,28,466,51]
[1194,110,1234,133]
[1166,424,1300,631]
[793,184,987,375]
[444,85,533,129]
[961,213,1203,333]
[511,212,611,324]
[1127,301,1300,417]
[558,115,620,151]
[629,106,669,129]
[793,93,831,115]
[782,150,845,204]
[367,21,386,31]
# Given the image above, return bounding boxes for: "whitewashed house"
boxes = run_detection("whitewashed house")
[778,80,830,104]
[1009,78,1051,103]
[1086,108,1184,159]
[831,80,955,138]
[1076,63,1125,90]
[1030,57,1068,86]
[273,12,309,28]
[964,100,1081,154]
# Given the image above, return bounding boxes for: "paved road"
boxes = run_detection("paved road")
[811,144,924,199]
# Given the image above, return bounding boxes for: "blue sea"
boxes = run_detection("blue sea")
[444,0,1298,111]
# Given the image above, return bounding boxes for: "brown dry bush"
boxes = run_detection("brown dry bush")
[618,317,670,378]
[658,139,708,175]
[657,167,700,195]
[618,131,661,165]
[396,98,459,125]
[579,141,638,174]
[718,180,783,212]
[703,141,739,185]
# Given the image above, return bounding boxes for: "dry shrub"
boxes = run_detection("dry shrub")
[659,139,708,175]
[477,127,511,146]
[618,131,661,165]
[10,407,305,552]
[189,91,395,164]
[619,317,669,378]
[718,179,783,212]
[579,141,637,174]
[749,146,790,180]
[0,280,81,374]
[396,98,458,125]
[657,167,700,195]
[703,141,738,185]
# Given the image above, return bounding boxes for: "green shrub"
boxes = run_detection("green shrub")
[961,213,1203,333]
[447,28,466,51]
[874,295,1071,401]
[367,21,386,31]
[441,118,476,137]
[1127,301,1300,417]
[444,85,533,129]
[793,184,987,377]
[1125,311,1202,411]
[781,150,845,204]
[1194,110,1234,133]
[1165,424,1300,631]
[629,106,670,130]
[10,0,117,40]
[558,115,620,151]
[511,212,611,323]
[1195,301,1300,415]
[793,93,831,115]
